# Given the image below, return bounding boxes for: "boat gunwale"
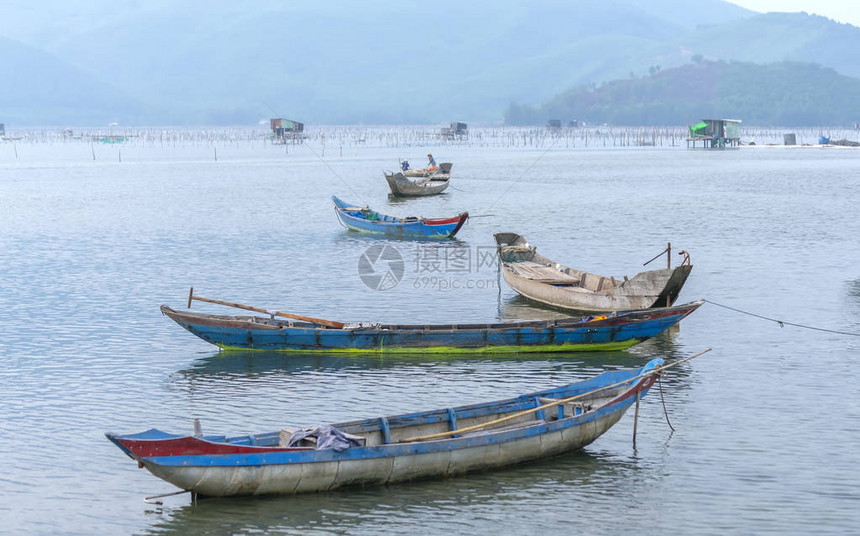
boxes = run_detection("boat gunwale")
[108,360,662,466]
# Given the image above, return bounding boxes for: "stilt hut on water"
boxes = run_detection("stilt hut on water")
[440,122,468,140]
[270,118,304,144]
[687,118,741,148]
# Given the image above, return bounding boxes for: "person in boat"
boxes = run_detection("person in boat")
[427,153,437,171]
[401,160,410,171]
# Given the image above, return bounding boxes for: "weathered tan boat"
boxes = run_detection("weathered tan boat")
[495,233,693,313]
[385,169,451,196]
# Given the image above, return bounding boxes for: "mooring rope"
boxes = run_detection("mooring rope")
[703,298,860,337]
[265,102,370,206]
[481,136,560,214]
[657,374,675,432]
[144,489,189,505]
[301,139,370,206]
[402,348,711,443]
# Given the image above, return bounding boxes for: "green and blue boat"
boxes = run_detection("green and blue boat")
[332,196,468,238]
[160,299,702,353]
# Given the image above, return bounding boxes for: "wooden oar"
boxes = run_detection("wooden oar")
[186,287,345,329]
[402,348,712,443]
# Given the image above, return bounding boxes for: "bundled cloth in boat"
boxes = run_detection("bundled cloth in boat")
[284,425,364,452]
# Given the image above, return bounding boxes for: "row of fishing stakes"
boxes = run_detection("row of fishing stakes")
[4,125,856,152]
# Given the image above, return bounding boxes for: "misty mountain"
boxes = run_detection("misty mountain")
[1,1,859,126]
[0,36,144,125]
[646,12,860,80]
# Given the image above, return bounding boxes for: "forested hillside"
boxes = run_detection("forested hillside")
[505,60,860,126]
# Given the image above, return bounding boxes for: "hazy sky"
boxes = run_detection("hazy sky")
[725,0,860,26]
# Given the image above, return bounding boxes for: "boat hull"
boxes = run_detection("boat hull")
[385,172,450,196]
[160,301,702,353]
[107,360,662,496]
[501,264,693,312]
[141,408,628,496]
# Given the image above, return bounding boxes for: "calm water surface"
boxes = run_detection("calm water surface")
[1,132,858,535]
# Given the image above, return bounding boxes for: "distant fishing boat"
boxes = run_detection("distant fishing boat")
[384,165,452,197]
[160,292,703,352]
[402,162,453,178]
[106,358,664,497]
[332,196,468,238]
[495,233,693,313]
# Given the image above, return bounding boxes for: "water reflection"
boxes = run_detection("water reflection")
[174,349,649,381]
[498,295,592,321]
[387,192,451,205]
[848,278,860,301]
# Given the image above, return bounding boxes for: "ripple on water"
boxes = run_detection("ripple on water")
[2,143,859,534]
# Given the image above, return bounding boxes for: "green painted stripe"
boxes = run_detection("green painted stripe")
[214,339,641,354]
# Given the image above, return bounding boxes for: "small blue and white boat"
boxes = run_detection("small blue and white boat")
[332,196,468,238]
[107,358,664,497]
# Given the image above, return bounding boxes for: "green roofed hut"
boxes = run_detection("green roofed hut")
[687,118,741,148]
[270,118,304,144]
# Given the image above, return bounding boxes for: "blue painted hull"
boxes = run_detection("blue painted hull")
[332,196,467,238]
[160,300,702,352]
[107,359,663,496]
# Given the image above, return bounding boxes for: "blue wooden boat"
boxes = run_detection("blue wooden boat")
[332,196,468,238]
[160,299,702,353]
[106,358,664,497]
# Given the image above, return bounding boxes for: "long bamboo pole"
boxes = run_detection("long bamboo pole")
[186,287,345,329]
[402,348,712,443]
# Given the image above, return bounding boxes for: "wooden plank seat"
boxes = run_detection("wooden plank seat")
[507,261,581,285]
